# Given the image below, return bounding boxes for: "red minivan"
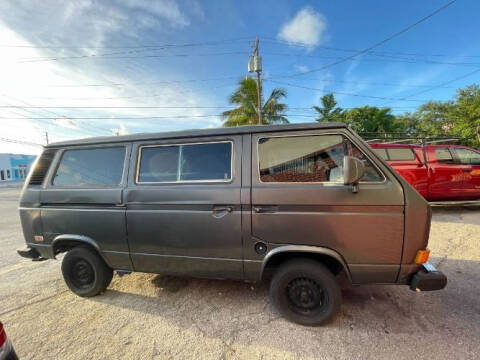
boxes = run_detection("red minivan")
[370,143,480,201]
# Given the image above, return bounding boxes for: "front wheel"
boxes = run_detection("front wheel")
[61,246,113,297]
[269,259,341,326]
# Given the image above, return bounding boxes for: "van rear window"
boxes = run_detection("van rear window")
[137,142,232,183]
[53,147,125,186]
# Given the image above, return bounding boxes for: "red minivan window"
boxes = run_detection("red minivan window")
[455,148,480,165]
[434,148,455,164]
[387,148,416,161]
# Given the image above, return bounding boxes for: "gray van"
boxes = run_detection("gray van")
[17,123,446,326]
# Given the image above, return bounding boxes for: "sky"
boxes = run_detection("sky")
[0,0,479,155]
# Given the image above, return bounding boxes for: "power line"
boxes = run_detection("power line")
[0,95,113,135]
[271,0,458,78]
[0,106,237,109]
[0,137,43,147]
[396,68,480,100]
[0,37,252,49]
[0,105,421,110]
[263,51,480,68]
[264,38,480,59]
[33,76,239,88]
[19,47,480,67]
[269,77,456,89]
[18,51,250,64]
[0,109,104,137]
[265,79,429,102]
[0,115,224,120]
[27,75,457,91]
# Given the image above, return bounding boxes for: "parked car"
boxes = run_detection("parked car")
[0,322,18,360]
[370,143,480,202]
[17,123,446,326]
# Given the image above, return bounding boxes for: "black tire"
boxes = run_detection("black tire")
[269,258,341,326]
[61,246,113,297]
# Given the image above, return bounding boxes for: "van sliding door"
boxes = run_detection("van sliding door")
[125,136,243,279]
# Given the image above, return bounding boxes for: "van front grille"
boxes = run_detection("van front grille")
[29,149,57,185]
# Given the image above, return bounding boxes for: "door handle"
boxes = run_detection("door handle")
[462,168,472,172]
[212,206,233,219]
[213,206,233,213]
[253,206,278,213]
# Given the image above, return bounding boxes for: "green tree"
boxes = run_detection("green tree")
[449,85,480,147]
[222,77,288,126]
[313,93,344,122]
[398,85,480,147]
[406,101,454,137]
[343,106,406,135]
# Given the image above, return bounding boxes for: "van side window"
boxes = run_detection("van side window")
[347,142,384,182]
[138,142,232,183]
[258,135,383,183]
[455,148,480,165]
[387,148,416,161]
[435,148,454,164]
[53,147,125,186]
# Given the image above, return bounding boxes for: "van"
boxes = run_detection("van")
[17,123,446,326]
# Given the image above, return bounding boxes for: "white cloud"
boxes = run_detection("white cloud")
[112,123,129,136]
[119,0,190,28]
[0,10,222,155]
[278,7,327,48]
[52,118,78,130]
[294,64,309,73]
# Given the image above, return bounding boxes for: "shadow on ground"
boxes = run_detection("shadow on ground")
[87,256,478,356]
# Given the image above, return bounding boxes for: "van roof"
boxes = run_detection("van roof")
[46,122,348,148]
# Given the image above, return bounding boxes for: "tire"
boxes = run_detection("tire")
[269,258,341,326]
[61,246,113,297]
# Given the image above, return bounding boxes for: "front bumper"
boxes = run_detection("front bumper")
[410,262,447,291]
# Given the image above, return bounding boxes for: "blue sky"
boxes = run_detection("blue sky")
[0,0,479,154]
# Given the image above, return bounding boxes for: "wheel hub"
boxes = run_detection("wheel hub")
[71,260,94,288]
[287,278,325,312]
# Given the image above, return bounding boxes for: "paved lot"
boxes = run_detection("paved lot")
[1,187,479,360]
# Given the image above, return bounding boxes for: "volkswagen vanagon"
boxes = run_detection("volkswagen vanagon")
[17,123,446,326]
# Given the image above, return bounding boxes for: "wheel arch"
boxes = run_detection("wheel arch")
[52,234,109,265]
[261,245,352,282]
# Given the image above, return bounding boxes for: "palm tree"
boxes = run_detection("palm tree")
[222,77,288,126]
[313,93,343,122]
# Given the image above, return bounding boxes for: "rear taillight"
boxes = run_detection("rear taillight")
[0,322,6,347]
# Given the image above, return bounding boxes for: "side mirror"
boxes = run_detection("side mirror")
[343,156,365,193]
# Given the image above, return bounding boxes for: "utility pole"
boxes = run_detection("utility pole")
[44,131,49,145]
[248,37,263,125]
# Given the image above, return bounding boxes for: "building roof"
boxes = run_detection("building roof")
[46,122,347,148]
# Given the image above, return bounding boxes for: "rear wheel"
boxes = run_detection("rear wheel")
[61,246,113,297]
[269,259,341,326]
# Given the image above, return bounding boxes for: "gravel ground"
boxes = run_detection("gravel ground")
[0,187,479,360]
